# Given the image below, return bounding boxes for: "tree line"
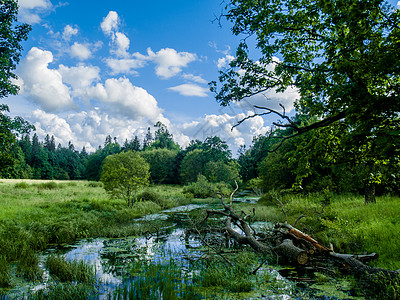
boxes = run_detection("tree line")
[0,119,241,187]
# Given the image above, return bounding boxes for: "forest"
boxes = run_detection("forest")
[1,117,400,204]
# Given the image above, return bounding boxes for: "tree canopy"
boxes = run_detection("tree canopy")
[100,151,150,207]
[0,0,31,98]
[212,0,400,202]
[211,0,399,148]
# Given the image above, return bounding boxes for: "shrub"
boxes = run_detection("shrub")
[86,181,103,188]
[136,190,161,203]
[183,175,231,199]
[258,193,275,206]
[14,182,30,189]
[35,182,59,190]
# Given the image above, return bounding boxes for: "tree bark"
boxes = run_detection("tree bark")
[273,239,309,265]
[365,183,376,204]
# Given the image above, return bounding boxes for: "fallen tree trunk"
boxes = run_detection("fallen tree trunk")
[197,189,399,288]
[273,239,309,265]
[329,252,399,278]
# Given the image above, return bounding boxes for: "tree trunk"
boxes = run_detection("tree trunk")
[365,183,376,204]
[273,239,309,265]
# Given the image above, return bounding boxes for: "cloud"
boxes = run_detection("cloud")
[237,86,299,113]
[168,84,208,97]
[18,0,52,24]
[179,112,270,153]
[217,55,235,68]
[87,77,164,122]
[17,47,74,112]
[62,25,78,40]
[58,64,100,91]
[101,11,131,58]
[31,109,76,145]
[100,11,119,36]
[147,48,197,79]
[112,32,130,57]
[70,43,92,60]
[106,58,147,75]
[182,73,207,84]
[29,109,171,153]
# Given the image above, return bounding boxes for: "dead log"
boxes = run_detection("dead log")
[273,239,309,265]
[277,223,330,253]
[329,252,399,278]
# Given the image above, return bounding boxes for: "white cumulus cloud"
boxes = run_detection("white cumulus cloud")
[62,25,79,40]
[113,32,130,57]
[182,73,207,84]
[168,84,208,97]
[217,55,235,68]
[18,0,52,24]
[58,65,100,91]
[70,43,92,60]
[17,47,73,112]
[147,48,197,79]
[101,11,119,36]
[238,86,299,114]
[106,58,147,75]
[179,112,270,153]
[87,77,164,122]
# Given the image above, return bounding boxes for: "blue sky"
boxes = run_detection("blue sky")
[5,0,400,154]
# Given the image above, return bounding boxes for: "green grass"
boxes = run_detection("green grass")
[242,192,400,270]
[45,255,95,284]
[0,180,191,289]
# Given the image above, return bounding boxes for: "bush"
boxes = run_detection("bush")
[183,175,231,199]
[136,190,161,203]
[258,193,275,206]
[35,182,59,190]
[86,181,103,188]
[14,182,30,189]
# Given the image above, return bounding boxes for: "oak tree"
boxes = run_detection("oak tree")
[211,0,400,202]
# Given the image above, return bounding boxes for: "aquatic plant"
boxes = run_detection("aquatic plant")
[28,282,97,300]
[45,255,95,284]
[113,258,202,299]
[0,256,10,288]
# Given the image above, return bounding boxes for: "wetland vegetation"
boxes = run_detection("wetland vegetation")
[0,179,399,299]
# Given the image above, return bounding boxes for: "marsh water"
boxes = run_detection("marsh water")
[11,199,362,299]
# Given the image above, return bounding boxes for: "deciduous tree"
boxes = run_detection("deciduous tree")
[211,0,400,202]
[100,151,150,207]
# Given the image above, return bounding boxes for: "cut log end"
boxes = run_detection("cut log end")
[273,239,309,265]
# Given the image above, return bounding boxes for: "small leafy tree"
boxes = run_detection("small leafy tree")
[100,151,150,207]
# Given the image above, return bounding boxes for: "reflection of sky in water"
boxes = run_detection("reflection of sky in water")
[65,240,122,286]
[53,207,204,298]
[28,201,293,299]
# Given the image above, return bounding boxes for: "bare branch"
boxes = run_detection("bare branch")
[293,214,306,227]
[275,196,288,223]
[230,180,239,207]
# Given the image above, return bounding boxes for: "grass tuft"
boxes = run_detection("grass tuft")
[45,255,95,284]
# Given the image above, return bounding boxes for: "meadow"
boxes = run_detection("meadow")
[0,179,191,289]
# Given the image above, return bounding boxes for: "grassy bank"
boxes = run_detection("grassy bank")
[242,192,400,270]
[0,179,191,289]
